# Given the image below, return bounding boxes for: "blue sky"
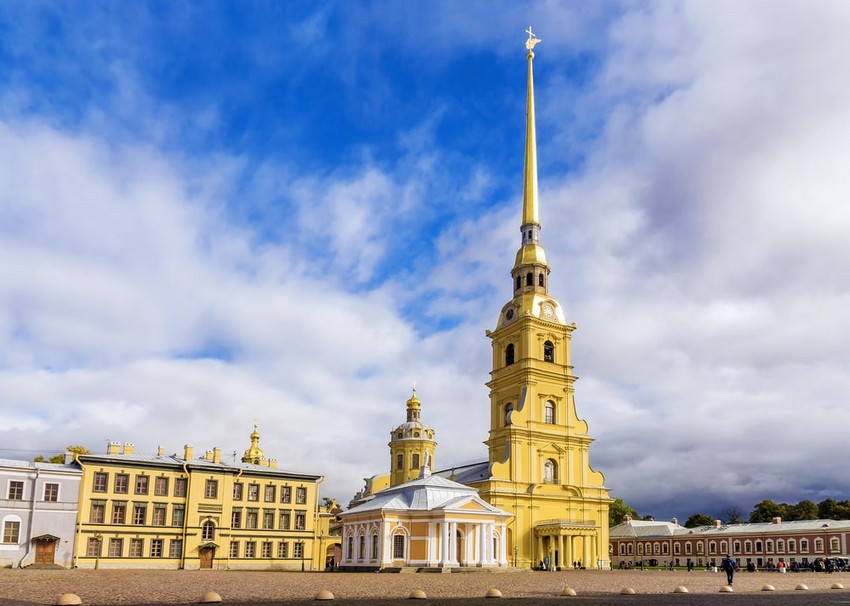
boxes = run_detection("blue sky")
[2,1,850,522]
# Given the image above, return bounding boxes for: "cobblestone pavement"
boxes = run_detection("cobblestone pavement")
[1,569,848,606]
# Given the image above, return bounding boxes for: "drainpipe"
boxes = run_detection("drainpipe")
[180,462,191,570]
[19,466,41,568]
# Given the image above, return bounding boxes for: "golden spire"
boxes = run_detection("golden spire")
[522,26,541,227]
[241,423,266,465]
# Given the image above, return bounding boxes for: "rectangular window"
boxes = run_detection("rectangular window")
[43,482,59,502]
[204,479,218,499]
[245,541,256,558]
[411,453,420,469]
[7,481,23,500]
[293,541,304,559]
[129,538,143,557]
[281,486,292,503]
[246,510,258,529]
[247,484,259,501]
[295,511,306,530]
[152,504,167,526]
[262,541,272,558]
[172,504,185,527]
[169,539,183,558]
[278,541,289,558]
[296,487,307,504]
[280,511,291,530]
[90,502,105,523]
[264,485,276,502]
[135,475,149,495]
[114,473,129,494]
[2,520,20,543]
[263,510,274,530]
[154,476,169,496]
[132,503,147,525]
[393,535,404,559]
[230,541,239,558]
[93,472,108,492]
[150,539,163,558]
[231,510,242,529]
[233,482,243,500]
[87,537,101,557]
[173,478,187,497]
[112,502,127,524]
[396,454,403,470]
[108,538,123,557]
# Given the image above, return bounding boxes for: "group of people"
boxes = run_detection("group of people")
[539,556,582,571]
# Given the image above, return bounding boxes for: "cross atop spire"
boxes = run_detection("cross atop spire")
[525,26,541,53]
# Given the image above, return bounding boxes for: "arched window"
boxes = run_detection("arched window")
[674,543,681,555]
[814,538,824,552]
[505,344,515,366]
[543,459,557,483]
[411,453,420,470]
[830,537,840,552]
[544,401,555,424]
[734,541,741,553]
[627,543,633,555]
[526,272,533,286]
[202,521,215,541]
[359,536,365,559]
[543,341,554,362]
[662,543,669,555]
[504,403,513,426]
[515,276,521,290]
[538,273,544,287]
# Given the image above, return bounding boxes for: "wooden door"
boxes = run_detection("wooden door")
[199,547,214,569]
[35,539,56,564]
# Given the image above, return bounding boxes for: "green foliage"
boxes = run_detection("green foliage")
[749,499,790,523]
[818,498,850,520]
[34,445,91,464]
[684,513,715,528]
[720,505,745,524]
[609,498,639,526]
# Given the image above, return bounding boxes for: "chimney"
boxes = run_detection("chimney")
[212,447,221,464]
[269,459,277,469]
[715,520,722,528]
[671,518,678,526]
[64,452,74,464]
[107,441,121,455]
[772,517,782,524]
[184,445,193,460]
[156,446,164,456]
[123,443,135,455]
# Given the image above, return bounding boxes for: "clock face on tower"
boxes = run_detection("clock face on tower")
[505,308,515,321]
[541,302,555,320]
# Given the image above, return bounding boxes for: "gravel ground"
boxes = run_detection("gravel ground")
[1,569,848,606]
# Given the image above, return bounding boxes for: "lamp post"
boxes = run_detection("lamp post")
[94,534,102,570]
[513,545,518,568]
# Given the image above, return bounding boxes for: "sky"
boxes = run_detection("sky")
[2,1,849,523]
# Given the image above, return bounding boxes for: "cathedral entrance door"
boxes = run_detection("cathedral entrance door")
[34,538,56,564]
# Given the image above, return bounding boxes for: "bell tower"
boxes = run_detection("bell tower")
[470,28,611,570]
[388,388,437,487]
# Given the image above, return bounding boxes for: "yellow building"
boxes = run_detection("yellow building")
[352,30,611,571]
[73,428,324,570]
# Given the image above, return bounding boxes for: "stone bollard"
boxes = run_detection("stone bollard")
[409,589,427,599]
[619,587,636,595]
[560,587,577,596]
[795,584,808,591]
[200,591,222,603]
[761,585,776,592]
[56,594,82,606]
[485,588,503,598]
[719,586,733,593]
[673,586,688,593]
[831,583,845,590]
[314,589,335,600]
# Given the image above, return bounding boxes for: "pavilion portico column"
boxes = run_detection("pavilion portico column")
[498,523,507,565]
[536,534,544,568]
[477,523,486,566]
[450,522,458,565]
[440,522,449,566]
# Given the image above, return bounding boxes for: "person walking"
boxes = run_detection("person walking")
[721,555,736,585]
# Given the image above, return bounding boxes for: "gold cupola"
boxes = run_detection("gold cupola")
[242,424,266,465]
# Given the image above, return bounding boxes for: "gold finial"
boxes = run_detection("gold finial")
[525,26,541,52]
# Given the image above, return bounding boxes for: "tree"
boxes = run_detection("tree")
[788,500,818,521]
[34,445,90,464]
[609,498,639,526]
[749,500,789,523]
[684,513,716,528]
[719,505,745,524]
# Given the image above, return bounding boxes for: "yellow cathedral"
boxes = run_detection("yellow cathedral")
[351,29,611,570]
